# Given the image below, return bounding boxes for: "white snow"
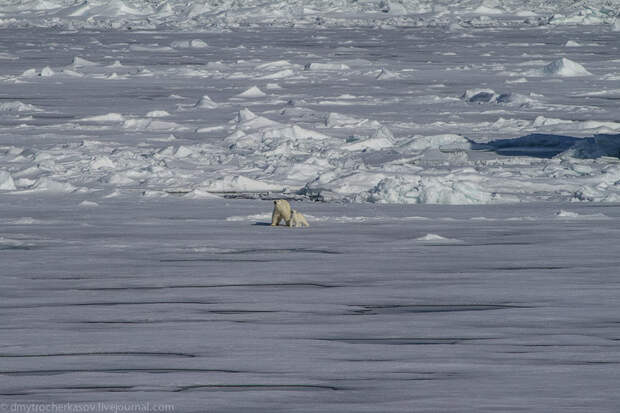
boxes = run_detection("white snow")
[123,118,185,131]
[0,101,43,112]
[258,69,295,79]
[171,39,208,48]
[416,233,464,243]
[66,0,149,18]
[236,86,267,98]
[2,8,620,411]
[2,196,619,412]
[31,177,76,193]
[39,66,55,77]
[554,210,609,219]
[473,5,504,15]
[542,58,592,77]
[81,113,125,122]
[376,68,399,80]
[401,134,472,151]
[194,95,218,109]
[305,62,351,71]
[3,0,615,30]
[71,56,97,67]
[146,110,171,118]
[202,175,284,193]
[0,170,16,190]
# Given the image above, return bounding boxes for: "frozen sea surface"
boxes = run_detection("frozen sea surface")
[2,194,620,412]
[1,0,619,30]
[1,8,620,412]
[0,26,619,204]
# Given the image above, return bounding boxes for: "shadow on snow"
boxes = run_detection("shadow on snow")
[470,133,620,159]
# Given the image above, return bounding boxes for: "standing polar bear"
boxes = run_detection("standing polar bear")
[271,199,292,226]
[271,199,309,227]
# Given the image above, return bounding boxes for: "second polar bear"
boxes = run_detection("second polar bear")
[290,210,309,227]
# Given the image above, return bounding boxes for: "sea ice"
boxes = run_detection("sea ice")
[39,66,55,77]
[542,57,592,77]
[194,95,218,109]
[71,56,97,67]
[0,170,16,190]
[203,175,284,193]
[0,101,42,112]
[416,233,464,243]
[1,11,620,411]
[305,62,351,71]
[236,86,267,98]
[171,39,208,48]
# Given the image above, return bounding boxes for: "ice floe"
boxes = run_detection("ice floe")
[0,24,618,206]
[416,233,464,243]
[1,0,618,30]
[554,210,609,219]
[82,113,125,122]
[0,170,16,190]
[236,86,267,98]
[194,95,218,109]
[40,66,55,77]
[71,56,97,67]
[171,39,208,49]
[462,89,538,106]
[542,58,592,77]
[0,101,43,112]
[305,63,351,71]
[376,68,399,80]
[203,175,284,193]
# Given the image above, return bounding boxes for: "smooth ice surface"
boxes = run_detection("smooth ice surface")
[2,195,620,412]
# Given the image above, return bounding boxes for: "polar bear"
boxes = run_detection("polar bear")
[289,210,309,227]
[271,199,292,226]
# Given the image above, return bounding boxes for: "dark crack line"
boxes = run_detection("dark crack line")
[1,300,217,310]
[349,304,528,315]
[316,337,481,345]
[174,384,340,392]
[68,282,338,291]
[0,368,242,376]
[0,351,196,358]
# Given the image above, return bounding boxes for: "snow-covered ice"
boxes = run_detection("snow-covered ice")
[2,196,620,412]
[1,24,619,204]
[542,57,592,77]
[1,0,619,31]
[1,1,620,411]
